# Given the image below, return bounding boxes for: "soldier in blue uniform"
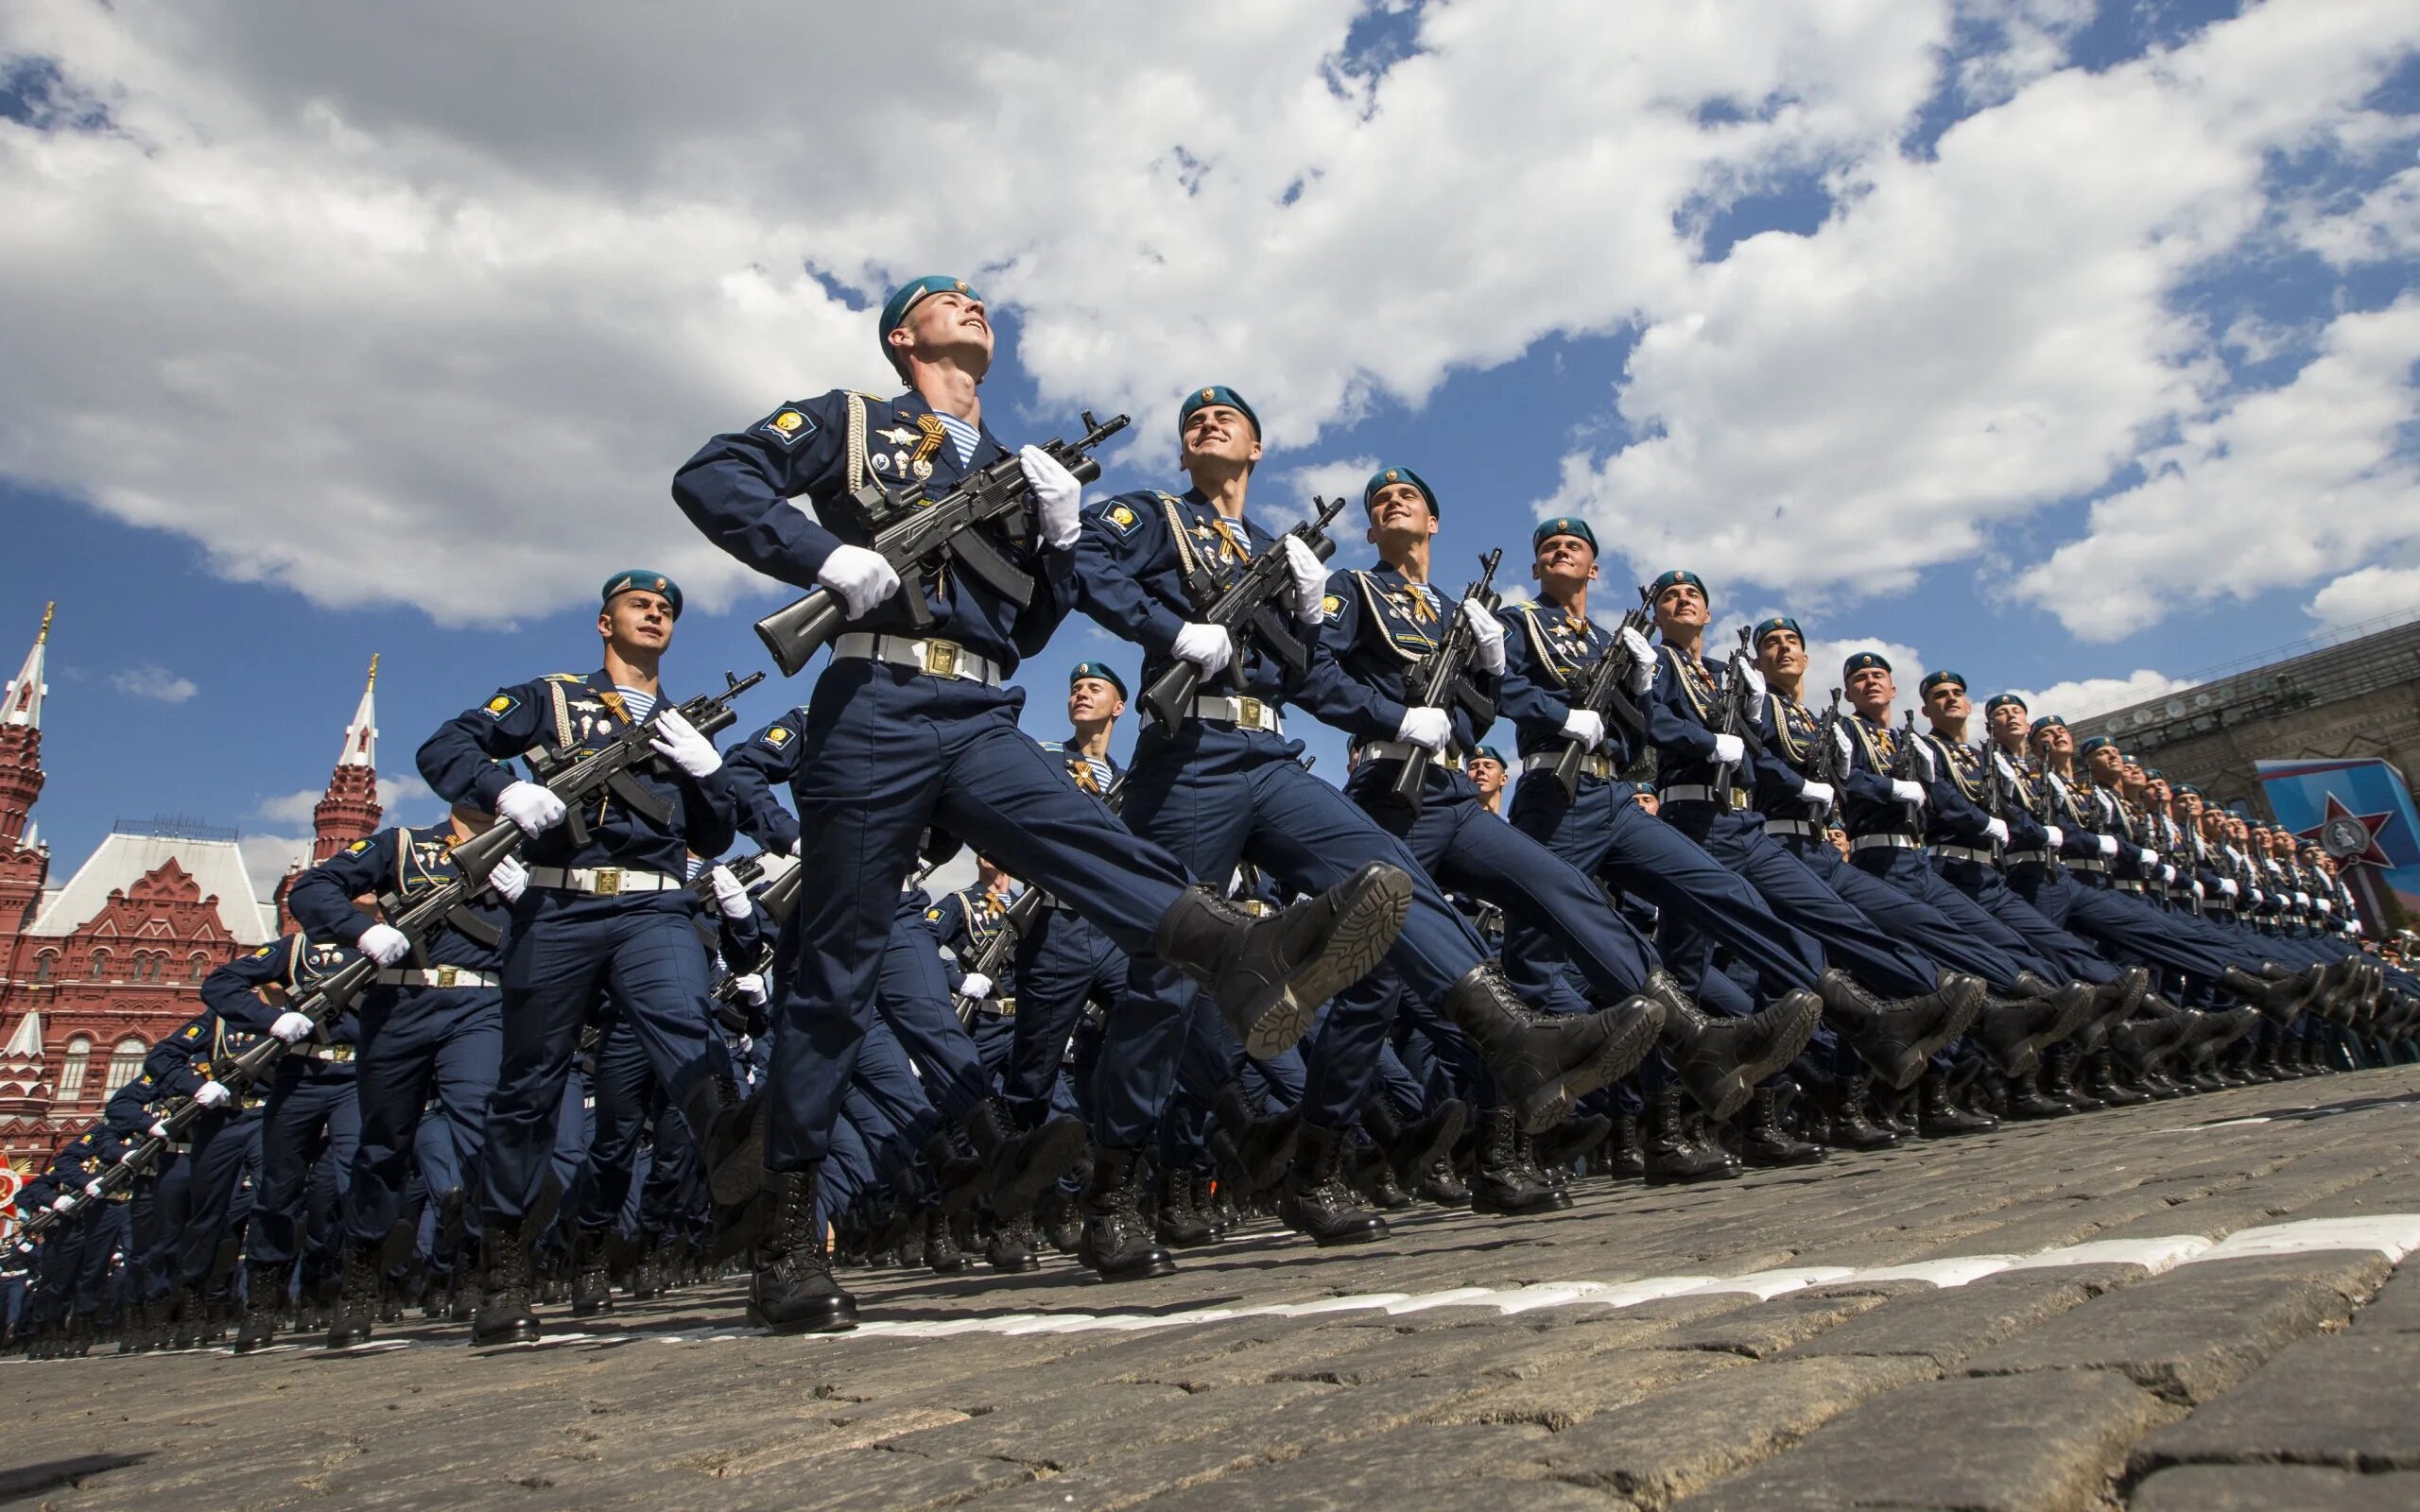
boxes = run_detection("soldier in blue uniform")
[137,1010,255,1345]
[286,807,520,1347]
[1075,403,1654,1255]
[98,1039,210,1349]
[931,860,1021,1080]
[418,570,754,1346]
[203,931,364,1352]
[673,286,1411,1329]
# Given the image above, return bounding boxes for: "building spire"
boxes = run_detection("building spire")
[337,653,378,768]
[3,603,52,730]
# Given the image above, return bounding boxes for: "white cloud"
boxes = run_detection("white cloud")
[238,832,309,902]
[2307,563,2420,628]
[2293,164,2420,269]
[110,664,196,702]
[252,788,321,828]
[254,772,436,830]
[2002,668,2187,725]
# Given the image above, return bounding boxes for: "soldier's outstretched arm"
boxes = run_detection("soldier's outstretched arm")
[670,394,851,590]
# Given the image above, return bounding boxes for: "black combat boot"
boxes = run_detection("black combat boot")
[469,1220,540,1347]
[1532,1111,1615,1177]
[233,1261,285,1354]
[959,1096,1089,1218]
[1278,1122,1391,1246]
[2042,1044,2100,1111]
[1153,1166,1216,1248]
[1997,1070,2072,1120]
[1080,1147,1175,1281]
[1151,865,1412,1057]
[985,1211,1043,1273]
[1641,1088,1737,1185]
[1819,1071,1897,1151]
[567,1227,614,1317]
[749,1164,857,1333]
[1440,963,1664,1132]
[1362,1094,1463,1198]
[1208,1081,1299,1196]
[1916,1069,1998,1138]
[326,1247,383,1349]
[1739,1084,1824,1166]
[1603,1110,1648,1177]
[1817,969,1981,1089]
[1472,1106,1568,1213]
[2078,968,2151,1055]
[680,1071,764,1207]
[920,1210,966,1275]
[1040,1189,1084,1255]
[1647,973,1823,1122]
[2222,964,2320,1024]
[1415,1146,1471,1206]
[2084,1046,2151,1105]
[1973,988,2070,1078]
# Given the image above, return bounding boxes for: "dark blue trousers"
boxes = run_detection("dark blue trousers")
[247,1059,359,1268]
[177,1108,261,1291]
[344,987,499,1250]
[1663,804,1940,998]
[876,896,990,1122]
[770,662,1194,1167]
[1932,855,2115,985]
[1847,844,2036,989]
[483,890,723,1226]
[1007,907,1126,1128]
[576,1019,659,1235]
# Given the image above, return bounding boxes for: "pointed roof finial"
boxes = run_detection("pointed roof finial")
[4,603,51,729]
[337,652,379,768]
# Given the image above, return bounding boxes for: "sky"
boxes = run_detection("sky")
[3,0,2417,902]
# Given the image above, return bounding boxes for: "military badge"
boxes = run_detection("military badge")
[484,694,518,719]
[763,727,793,747]
[1322,593,1342,617]
[1105,503,1140,535]
[757,408,817,448]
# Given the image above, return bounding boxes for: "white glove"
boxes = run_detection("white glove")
[1020,445,1082,548]
[2318,897,2333,915]
[2137,848,2159,868]
[1892,779,1929,808]
[815,543,901,618]
[2045,825,2064,850]
[1992,750,2019,785]
[49,1195,73,1212]
[1280,537,1326,624]
[2191,880,2205,899]
[2295,891,2312,909]
[147,1120,169,1140]
[648,708,722,779]
[1620,628,1657,695]
[2160,865,2177,885]
[1396,706,1451,751]
[2250,887,2266,906]
[958,971,994,1001]
[2098,833,2118,858]
[1832,723,1853,767]
[1984,817,2010,847]
[1171,622,1233,677]
[1711,732,1745,766]
[193,1080,232,1108]
[731,972,769,1006]
[708,865,751,920]
[1799,780,1836,812]
[497,780,567,837]
[357,922,411,967]
[1561,708,1606,750]
[1738,662,1768,701]
[2220,878,2238,899]
[84,1178,105,1196]
[1461,599,1507,675]
[488,853,528,903]
[118,1148,141,1166]
[1907,737,1938,781]
[269,1011,316,1044]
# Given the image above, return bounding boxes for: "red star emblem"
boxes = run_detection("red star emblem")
[2296,792,2394,869]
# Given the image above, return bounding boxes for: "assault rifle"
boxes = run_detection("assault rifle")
[708,855,804,1035]
[1708,625,1766,807]
[523,671,766,851]
[1546,586,1654,800]
[1139,494,1350,734]
[1392,551,1504,814]
[1889,710,1927,833]
[753,411,1132,676]
[1813,688,1851,789]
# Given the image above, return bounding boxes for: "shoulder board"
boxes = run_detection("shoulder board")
[542,673,587,684]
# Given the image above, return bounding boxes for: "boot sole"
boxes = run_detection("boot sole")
[1085,1258,1178,1281]
[748,1300,858,1334]
[1683,995,1823,1123]
[1235,868,1412,1059]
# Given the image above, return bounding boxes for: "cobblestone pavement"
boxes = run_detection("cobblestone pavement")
[10,1066,2420,1511]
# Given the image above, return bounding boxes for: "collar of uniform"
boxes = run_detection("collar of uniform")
[890,390,1003,468]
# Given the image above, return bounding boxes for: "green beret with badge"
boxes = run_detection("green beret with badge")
[601,570,682,619]
[879,275,977,343]
[1363,464,1438,515]
[1070,661,1128,699]
[1178,385,1259,441]
[1532,516,1597,555]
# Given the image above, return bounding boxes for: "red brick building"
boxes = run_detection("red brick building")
[0,610,382,1170]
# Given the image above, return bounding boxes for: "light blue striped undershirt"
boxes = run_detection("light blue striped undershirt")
[932,411,979,466]
[615,685,659,724]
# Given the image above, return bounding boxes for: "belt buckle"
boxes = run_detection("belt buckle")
[1238,696,1264,729]
[436,966,459,988]
[593,867,624,897]
[923,640,961,679]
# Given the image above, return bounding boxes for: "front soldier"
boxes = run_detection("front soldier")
[672,285,1411,1328]
[417,571,754,1347]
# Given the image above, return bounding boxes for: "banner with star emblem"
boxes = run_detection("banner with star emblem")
[2256,756,2420,930]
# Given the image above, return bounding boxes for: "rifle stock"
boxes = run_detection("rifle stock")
[1391,550,1504,813]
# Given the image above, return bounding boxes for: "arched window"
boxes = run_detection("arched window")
[31,951,54,985]
[86,949,109,981]
[105,1038,145,1093]
[187,953,209,984]
[57,1036,91,1098]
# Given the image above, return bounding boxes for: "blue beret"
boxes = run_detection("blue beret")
[878,275,978,341]
[1919,670,1966,696]
[1472,746,1508,768]
[1179,386,1260,441]
[1649,569,1705,601]
[1753,615,1803,647]
[2079,735,2116,755]
[1069,661,1127,699]
[1983,693,2026,715]
[1364,465,1438,515]
[2144,767,2166,781]
[1843,650,1892,677]
[601,570,681,619]
[2029,713,2066,735]
[1532,516,1597,555]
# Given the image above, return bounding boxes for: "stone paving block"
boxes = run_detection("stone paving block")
[2351,1256,2420,1333]
[869,1381,1192,1465]
[1652,1290,1886,1358]
[2130,1329,2420,1473]
[1438,1348,1749,1432]
[1524,1354,1938,1507]
[1129,1422,1584,1510]
[1677,1366,2177,1512]
[1961,1262,2359,1405]
[1779,1273,2099,1368]
[2129,1464,2420,1511]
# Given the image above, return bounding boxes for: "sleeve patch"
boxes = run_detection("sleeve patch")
[925,908,942,922]
[251,945,273,958]
[347,839,371,853]
[1104,503,1141,535]
[762,727,793,747]
[484,694,518,719]
[757,407,818,448]
[1321,593,1343,617]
